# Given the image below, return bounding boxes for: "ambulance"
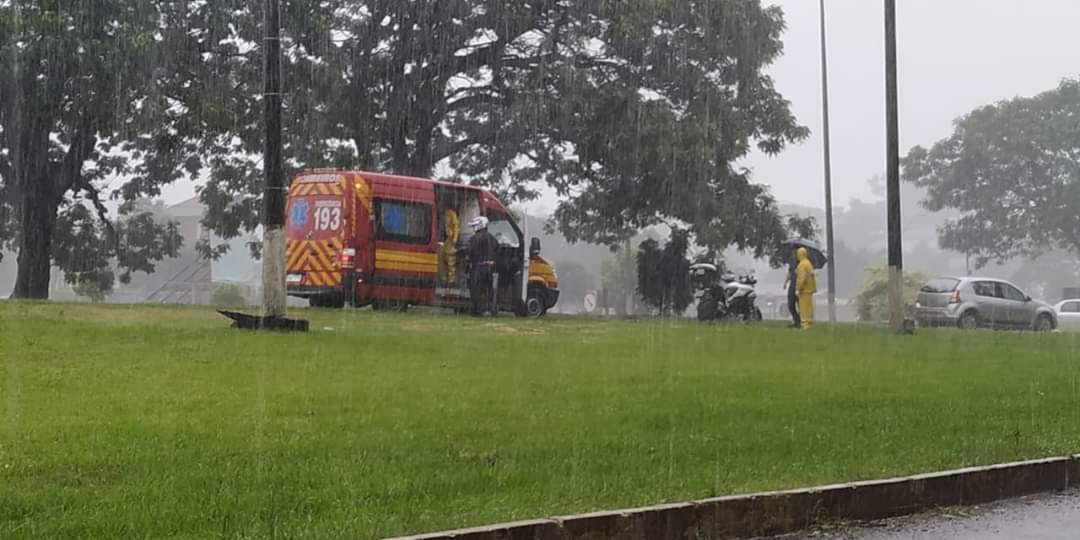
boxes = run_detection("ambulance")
[284,170,559,316]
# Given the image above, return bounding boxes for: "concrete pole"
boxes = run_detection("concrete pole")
[625,238,633,316]
[885,0,905,333]
[819,0,837,323]
[261,0,287,318]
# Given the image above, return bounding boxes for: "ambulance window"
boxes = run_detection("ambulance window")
[487,213,520,248]
[376,200,432,244]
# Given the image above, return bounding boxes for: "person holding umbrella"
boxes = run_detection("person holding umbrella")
[782,249,801,328]
[795,247,818,329]
[782,238,828,328]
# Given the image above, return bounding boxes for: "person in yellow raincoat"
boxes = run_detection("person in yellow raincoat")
[440,209,460,285]
[795,247,817,329]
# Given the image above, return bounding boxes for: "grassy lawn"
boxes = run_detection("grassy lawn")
[2,302,1080,539]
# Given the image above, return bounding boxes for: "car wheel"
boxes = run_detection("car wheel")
[1034,314,1054,332]
[957,310,979,330]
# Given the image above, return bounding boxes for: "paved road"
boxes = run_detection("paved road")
[772,489,1080,539]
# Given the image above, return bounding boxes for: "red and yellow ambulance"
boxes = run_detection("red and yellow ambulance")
[284,170,559,316]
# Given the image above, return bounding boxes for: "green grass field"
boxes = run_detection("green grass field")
[2,302,1080,539]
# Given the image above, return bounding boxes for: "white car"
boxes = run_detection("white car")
[1056,299,1080,331]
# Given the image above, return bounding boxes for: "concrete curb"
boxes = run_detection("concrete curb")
[386,455,1080,539]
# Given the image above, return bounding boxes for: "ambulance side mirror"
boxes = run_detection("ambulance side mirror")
[530,237,541,257]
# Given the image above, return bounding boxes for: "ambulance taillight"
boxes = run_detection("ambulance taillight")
[339,248,356,269]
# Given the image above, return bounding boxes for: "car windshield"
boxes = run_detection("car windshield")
[487,214,520,248]
[921,278,959,293]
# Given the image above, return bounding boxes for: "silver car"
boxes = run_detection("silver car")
[915,277,1057,331]
[1055,299,1080,331]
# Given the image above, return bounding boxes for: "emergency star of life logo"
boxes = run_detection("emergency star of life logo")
[290,199,309,230]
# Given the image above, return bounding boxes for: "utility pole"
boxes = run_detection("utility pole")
[261,0,286,318]
[819,0,837,324]
[625,238,633,316]
[885,0,905,333]
[218,0,306,331]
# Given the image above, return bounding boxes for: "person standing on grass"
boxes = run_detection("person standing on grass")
[467,216,497,316]
[795,247,817,329]
[782,248,801,328]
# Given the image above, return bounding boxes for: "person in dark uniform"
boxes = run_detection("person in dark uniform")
[467,216,498,316]
[782,248,801,328]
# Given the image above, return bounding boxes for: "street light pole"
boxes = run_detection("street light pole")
[885,0,905,333]
[261,0,287,318]
[819,0,837,324]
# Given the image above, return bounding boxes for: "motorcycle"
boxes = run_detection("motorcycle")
[691,263,764,322]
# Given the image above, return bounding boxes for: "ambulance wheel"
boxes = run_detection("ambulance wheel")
[525,289,546,318]
[309,295,344,309]
[372,300,408,312]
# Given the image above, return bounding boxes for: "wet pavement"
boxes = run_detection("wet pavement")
[771,488,1080,539]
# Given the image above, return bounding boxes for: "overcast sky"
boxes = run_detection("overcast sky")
[161,1,1080,214]
[746,0,1080,208]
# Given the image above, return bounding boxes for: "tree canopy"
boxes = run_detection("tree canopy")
[903,79,1080,268]
[0,0,186,298]
[2,0,813,298]
[179,0,810,260]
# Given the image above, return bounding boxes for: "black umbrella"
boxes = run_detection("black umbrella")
[782,238,829,269]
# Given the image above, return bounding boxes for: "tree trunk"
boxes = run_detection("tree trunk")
[11,190,58,299]
[409,135,434,178]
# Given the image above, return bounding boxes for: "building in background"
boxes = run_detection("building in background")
[144,198,262,306]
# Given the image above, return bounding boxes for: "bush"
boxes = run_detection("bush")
[210,283,248,307]
[636,229,693,316]
[853,267,929,322]
[73,279,111,303]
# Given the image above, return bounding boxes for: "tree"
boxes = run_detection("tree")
[0,1,187,298]
[637,228,694,316]
[211,283,249,307]
[552,259,594,308]
[852,267,929,322]
[601,243,642,316]
[547,1,812,257]
[171,0,591,256]
[903,79,1080,269]
[73,279,110,304]
[49,202,181,298]
[176,1,810,262]
[636,239,662,314]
